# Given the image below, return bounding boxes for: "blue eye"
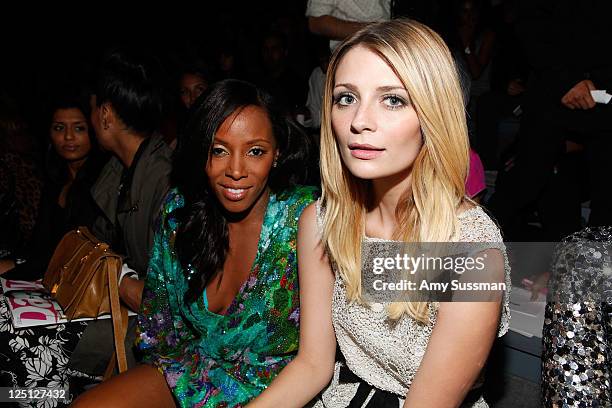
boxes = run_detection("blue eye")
[383,95,406,109]
[334,93,357,106]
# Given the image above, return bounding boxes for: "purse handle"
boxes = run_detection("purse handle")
[103,257,129,379]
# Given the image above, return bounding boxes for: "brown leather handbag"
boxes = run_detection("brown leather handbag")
[43,226,128,378]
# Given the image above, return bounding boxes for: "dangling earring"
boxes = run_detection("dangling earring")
[273,160,278,168]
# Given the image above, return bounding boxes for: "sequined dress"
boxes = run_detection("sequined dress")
[542,226,612,407]
[314,201,511,407]
[137,186,317,408]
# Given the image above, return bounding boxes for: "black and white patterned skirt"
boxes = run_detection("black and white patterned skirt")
[0,292,96,407]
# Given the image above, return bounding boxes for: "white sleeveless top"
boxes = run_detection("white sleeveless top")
[313,200,511,408]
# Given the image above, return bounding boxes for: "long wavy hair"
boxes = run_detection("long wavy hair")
[320,19,470,322]
[172,79,311,303]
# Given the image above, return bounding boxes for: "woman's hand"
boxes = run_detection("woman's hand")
[118,276,145,312]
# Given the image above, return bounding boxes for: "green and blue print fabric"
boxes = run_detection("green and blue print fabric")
[137,185,317,408]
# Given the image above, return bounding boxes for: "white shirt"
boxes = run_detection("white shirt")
[306,66,326,128]
[306,0,391,50]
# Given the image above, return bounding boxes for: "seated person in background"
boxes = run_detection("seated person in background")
[73,79,317,407]
[304,39,330,130]
[306,0,391,50]
[169,59,215,150]
[0,87,107,403]
[542,226,611,406]
[256,30,307,117]
[179,61,212,110]
[0,87,108,279]
[68,47,173,379]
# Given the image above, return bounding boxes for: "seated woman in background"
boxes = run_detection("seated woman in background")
[68,47,173,379]
[0,87,107,279]
[73,79,317,407]
[0,88,107,403]
[250,19,510,407]
[165,60,215,150]
[179,60,212,110]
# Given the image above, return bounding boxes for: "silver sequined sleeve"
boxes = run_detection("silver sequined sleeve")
[542,226,612,407]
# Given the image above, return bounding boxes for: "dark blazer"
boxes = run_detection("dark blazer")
[70,133,172,376]
[91,133,172,276]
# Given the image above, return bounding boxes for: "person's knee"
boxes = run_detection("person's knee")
[71,383,136,408]
[71,365,175,408]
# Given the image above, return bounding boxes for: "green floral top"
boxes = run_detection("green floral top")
[137,186,317,408]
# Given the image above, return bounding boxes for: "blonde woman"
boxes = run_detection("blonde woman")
[249,19,510,408]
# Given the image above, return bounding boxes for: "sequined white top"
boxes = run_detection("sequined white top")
[314,201,511,408]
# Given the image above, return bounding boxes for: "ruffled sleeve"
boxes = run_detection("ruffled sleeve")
[136,189,194,361]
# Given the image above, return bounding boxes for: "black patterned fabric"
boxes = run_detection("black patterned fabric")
[0,291,95,407]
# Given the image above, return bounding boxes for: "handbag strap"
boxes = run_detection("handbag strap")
[102,308,129,380]
[103,257,128,380]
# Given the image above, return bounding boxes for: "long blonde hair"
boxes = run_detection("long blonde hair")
[320,19,470,322]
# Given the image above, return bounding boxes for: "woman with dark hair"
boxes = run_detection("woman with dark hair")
[73,79,317,407]
[165,59,215,150]
[179,61,213,110]
[0,89,107,279]
[68,47,173,378]
[86,48,171,300]
[0,88,107,404]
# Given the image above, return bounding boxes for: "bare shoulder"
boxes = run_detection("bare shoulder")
[298,202,323,242]
[297,202,330,268]
[298,202,317,228]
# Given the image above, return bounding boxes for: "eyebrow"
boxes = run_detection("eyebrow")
[245,138,273,145]
[213,138,273,145]
[333,83,407,92]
